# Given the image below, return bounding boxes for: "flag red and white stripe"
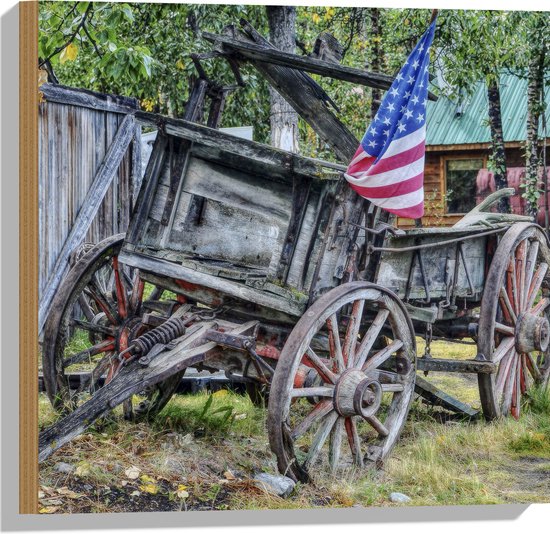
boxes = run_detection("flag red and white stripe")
[344,20,436,220]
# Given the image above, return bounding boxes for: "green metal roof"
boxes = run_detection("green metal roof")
[426,73,550,146]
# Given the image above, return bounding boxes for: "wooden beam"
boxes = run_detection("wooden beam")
[417,357,496,374]
[39,83,139,114]
[415,375,479,417]
[135,112,346,179]
[39,115,136,331]
[204,31,439,102]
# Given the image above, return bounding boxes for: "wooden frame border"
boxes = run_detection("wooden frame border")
[19,0,39,515]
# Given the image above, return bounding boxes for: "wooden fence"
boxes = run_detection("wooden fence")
[38,84,142,331]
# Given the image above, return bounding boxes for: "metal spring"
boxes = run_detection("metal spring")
[133,316,186,355]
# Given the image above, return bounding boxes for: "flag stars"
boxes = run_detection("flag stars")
[386,102,395,112]
[397,122,407,133]
[400,105,407,113]
[368,139,377,148]
[407,75,415,84]
[404,90,411,98]
[370,126,377,136]
[412,59,420,69]
[383,129,390,136]
[404,109,413,119]
[390,87,400,97]
[411,95,419,105]
[395,72,404,82]
[416,113,425,122]
[382,116,391,125]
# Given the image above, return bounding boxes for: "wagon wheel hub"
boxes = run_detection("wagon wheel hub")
[333,369,382,418]
[515,312,550,354]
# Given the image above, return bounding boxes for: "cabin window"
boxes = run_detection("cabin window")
[445,158,484,214]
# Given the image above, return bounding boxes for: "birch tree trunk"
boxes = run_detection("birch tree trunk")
[266,6,300,152]
[524,39,546,218]
[368,8,382,120]
[487,78,510,213]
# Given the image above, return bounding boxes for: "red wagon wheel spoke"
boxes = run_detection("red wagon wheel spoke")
[112,256,128,320]
[362,340,404,373]
[329,416,345,473]
[499,287,517,324]
[344,417,364,467]
[304,348,337,384]
[84,283,118,324]
[290,400,333,440]
[62,339,116,369]
[304,411,339,470]
[343,299,365,369]
[326,314,345,373]
[354,309,390,370]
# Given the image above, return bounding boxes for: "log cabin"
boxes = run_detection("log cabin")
[397,73,550,228]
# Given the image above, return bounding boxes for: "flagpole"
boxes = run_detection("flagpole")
[430,9,439,23]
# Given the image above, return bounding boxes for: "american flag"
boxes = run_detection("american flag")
[344,20,436,219]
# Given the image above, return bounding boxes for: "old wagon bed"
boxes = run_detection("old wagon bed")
[120,113,347,319]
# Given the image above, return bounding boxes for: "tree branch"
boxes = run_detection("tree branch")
[39,4,93,67]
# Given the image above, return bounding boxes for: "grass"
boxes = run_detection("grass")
[38,337,550,513]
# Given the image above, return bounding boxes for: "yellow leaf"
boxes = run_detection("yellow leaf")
[312,13,320,24]
[175,59,185,70]
[212,390,228,398]
[60,42,78,64]
[139,474,156,484]
[39,506,59,514]
[139,483,159,495]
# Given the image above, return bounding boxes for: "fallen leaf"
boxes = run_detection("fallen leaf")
[125,466,141,480]
[139,474,156,484]
[56,487,83,499]
[213,390,228,398]
[139,483,158,495]
[234,413,247,420]
[38,491,45,499]
[39,506,59,514]
[223,470,236,481]
[130,490,141,497]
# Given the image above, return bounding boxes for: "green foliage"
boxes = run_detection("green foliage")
[39,3,549,161]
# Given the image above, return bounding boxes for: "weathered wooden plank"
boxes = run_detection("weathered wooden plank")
[416,357,496,374]
[415,375,479,417]
[203,30,438,102]
[135,112,345,180]
[119,249,308,317]
[39,115,136,330]
[40,83,138,114]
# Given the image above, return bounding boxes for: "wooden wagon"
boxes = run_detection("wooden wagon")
[39,21,550,482]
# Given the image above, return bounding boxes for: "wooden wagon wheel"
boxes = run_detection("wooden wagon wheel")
[478,222,550,420]
[42,234,184,420]
[267,282,416,482]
